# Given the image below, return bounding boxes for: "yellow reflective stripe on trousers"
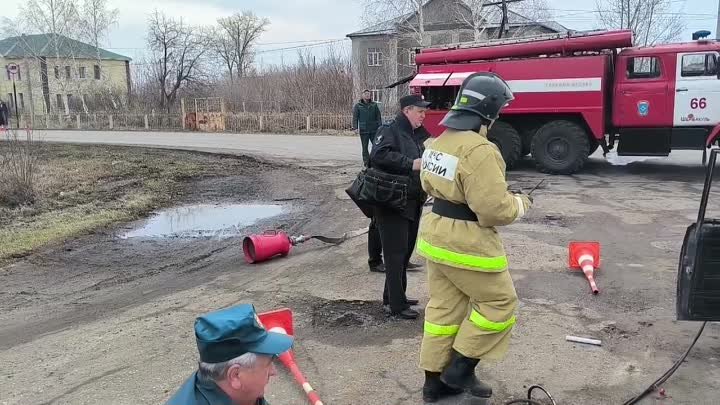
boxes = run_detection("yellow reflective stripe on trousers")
[417,239,508,271]
[424,321,460,336]
[469,309,516,332]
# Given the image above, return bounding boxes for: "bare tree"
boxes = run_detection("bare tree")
[214,12,269,81]
[74,0,117,112]
[360,0,425,46]
[80,0,118,53]
[147,10,211,111]
[453,0,554,42]
[13,0,82,39]
[212,26,238,82]
[595,0,686,46]
[0,128,38,207]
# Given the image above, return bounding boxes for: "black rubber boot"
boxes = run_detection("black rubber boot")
[423,371,464,403]
[440,350,493,398]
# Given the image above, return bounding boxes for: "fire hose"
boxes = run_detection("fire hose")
[243,227,369,264]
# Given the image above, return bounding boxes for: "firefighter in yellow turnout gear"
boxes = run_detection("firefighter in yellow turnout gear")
[417,72,533,403]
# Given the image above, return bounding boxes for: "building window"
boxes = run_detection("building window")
[79,67,86,79]
[627,56,661,79]
[94,65,101,80]
[682,54,718,77]
[55,66,60,79]
[7,93,13,108]
[408,50,416,65]
[371,89,382,102]
[56,94,64,110]
[367,48,382,67]
[18,93,24,109]
[65,66,71,79]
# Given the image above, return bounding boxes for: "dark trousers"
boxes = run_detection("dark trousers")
[360,132,374,167]
[376,208,421,312]
[368,216,383,266]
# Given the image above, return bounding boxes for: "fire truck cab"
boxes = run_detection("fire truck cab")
[409,30,720,174]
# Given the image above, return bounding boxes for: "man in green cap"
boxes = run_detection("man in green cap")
[165,304,294,405]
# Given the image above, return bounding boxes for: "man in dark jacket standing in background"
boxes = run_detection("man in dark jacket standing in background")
[370,94,431,319]
[0,99,9,128]
[352,90,382,167]
[353,90,385,273]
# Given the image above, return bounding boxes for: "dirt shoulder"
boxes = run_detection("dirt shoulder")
[0,143,293,263]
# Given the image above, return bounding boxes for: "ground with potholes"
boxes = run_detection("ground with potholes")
[2,141,720,405]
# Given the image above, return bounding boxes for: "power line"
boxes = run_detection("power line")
[717,0,720,40]
[255,39,348,54]
[544,8,716,18]
[256,38,346,46]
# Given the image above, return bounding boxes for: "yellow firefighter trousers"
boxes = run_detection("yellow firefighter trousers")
[419,260,518,372]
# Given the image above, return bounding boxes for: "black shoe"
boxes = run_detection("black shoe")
[384,299,418,309]
[423,371,464,403]
[391,308,419,319]
[369,263,385,273]
[407,261,423,272]
[440,350,493,398]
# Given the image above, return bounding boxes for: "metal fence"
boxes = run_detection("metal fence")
[13,112,357,135]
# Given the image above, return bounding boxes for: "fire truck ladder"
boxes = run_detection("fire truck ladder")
[432,29,621,51]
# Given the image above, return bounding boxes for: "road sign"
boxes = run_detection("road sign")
[6,63,20,129]
[6,63,19,77]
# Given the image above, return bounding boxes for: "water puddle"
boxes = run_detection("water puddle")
[120,204,283,239]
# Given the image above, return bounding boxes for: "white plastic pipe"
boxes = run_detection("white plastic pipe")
[566,335,602,346]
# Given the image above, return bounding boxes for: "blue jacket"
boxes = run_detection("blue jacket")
[165,372,268,405]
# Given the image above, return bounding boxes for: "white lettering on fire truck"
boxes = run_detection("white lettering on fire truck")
[422,149,459,181]
[445,73,603,93]
[508,78,603,93]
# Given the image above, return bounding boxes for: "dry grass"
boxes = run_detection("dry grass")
[0,143,228,262]
[0,129,38,207]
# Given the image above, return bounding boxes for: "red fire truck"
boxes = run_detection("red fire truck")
[408,29,720,174]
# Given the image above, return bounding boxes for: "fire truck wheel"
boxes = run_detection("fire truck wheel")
[487,121,523,170]
[531,120,590,174]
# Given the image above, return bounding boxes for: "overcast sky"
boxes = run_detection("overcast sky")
[1,0,717,66]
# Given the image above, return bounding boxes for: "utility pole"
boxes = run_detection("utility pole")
[498,0,508,39]
[716,0,720,40]
[482,0,524,39]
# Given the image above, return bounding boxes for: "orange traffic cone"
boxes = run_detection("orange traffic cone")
[569,242,601,295]
[258,308,324,405]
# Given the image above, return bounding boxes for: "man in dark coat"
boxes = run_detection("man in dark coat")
[0,100,9,128]
[352,90,385,273]
[370,94,431,319]
[352,90,383,167]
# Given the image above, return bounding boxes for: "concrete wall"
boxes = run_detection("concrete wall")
[0,56,130,114]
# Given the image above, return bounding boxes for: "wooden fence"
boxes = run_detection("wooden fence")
[13,112,359,135]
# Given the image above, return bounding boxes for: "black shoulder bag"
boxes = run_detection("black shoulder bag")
[345,166,410,216]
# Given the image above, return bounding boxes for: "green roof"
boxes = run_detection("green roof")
[0,34,131,61]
